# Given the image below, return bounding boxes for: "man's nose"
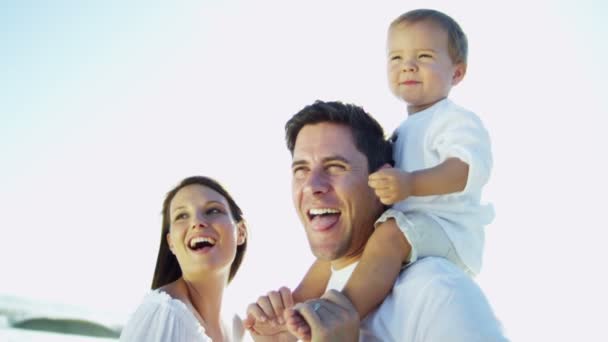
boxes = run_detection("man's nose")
[304,168,329,195]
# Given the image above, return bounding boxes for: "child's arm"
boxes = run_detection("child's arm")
[341,219,410,319]
[292,259,332,303]
[368,157,468,204]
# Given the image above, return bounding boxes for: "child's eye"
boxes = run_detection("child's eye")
[418,53,432,59]
[390,55,402,61]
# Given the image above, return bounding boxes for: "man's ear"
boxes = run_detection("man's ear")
[452,62,467,86]
[236,221,247,246]
[166,233,175,254]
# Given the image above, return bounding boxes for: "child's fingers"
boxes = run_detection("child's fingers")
[369,168,391,179]
[297,326,312,341]
[375,188,393,200]
[285,308,311,341]
[286,310,306,327]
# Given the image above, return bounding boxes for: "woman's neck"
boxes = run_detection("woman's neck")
[180,274,229,340]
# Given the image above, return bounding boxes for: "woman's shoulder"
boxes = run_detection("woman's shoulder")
[120,290,209,341]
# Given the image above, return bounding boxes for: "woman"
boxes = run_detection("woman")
[120,176,248,341]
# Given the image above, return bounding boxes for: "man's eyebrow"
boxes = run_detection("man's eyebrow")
[322,155,350,164]
[291,159,308,169]
[291,155,351,168]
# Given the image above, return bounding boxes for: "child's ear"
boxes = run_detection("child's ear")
[452,62,467,85]
[236,221,247,245]
[166,233,175,254]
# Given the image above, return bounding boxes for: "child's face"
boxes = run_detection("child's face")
[387,20,465,114]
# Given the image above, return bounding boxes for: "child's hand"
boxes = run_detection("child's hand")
[285,307,311,341]
[368,167,412,205]
[243,287,294,336]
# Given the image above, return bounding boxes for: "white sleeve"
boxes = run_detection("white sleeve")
[119,299,208,342]
[428,108,492,194]
[417,275,509,342]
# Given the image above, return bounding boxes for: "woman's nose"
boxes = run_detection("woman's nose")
[192,222,208,229]
[191,215,209,229]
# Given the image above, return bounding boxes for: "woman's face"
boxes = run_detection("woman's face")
[166,184,246,280]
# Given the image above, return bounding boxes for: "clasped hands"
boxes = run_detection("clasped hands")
[244,288,359,342]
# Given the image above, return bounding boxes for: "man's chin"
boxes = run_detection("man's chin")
[310,245,345,261]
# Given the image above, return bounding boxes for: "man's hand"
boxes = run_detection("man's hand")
[244,287,297,341]
[368,167,413,205]
[288,290,360,342]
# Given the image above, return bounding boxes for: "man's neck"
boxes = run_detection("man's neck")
[331,253,361,270]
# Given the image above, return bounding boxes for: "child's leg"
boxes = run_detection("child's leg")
[287,259,331,341]
[293,259,332,303]
[402,211,469,273]
[341,218,411,319]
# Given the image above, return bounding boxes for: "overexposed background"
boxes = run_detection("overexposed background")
[1,0,607,341]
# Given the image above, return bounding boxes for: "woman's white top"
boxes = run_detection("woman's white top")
[120,290,242,341]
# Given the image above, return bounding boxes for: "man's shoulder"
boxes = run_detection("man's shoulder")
[364,257,507,341]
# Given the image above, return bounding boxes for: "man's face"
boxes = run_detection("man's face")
[291,122,383,268]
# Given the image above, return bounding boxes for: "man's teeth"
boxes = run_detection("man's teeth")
[189,237,216,248]
[309,208,340,216]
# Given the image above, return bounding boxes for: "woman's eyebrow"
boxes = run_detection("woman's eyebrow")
[171,206,186,214]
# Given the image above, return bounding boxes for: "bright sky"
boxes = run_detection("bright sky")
[1,0,607,341]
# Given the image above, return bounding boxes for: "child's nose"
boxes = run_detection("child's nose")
[401,59,417,72]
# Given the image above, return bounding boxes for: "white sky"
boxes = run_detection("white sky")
[1,0,607,341]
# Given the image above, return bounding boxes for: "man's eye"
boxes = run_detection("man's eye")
[327,164,346,173]
[293,167,307,178]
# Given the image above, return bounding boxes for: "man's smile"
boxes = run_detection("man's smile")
[307,207,341,231]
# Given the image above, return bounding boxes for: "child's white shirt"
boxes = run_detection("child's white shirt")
[391,98,494,274]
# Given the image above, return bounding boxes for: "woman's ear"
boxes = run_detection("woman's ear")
[166,233,175,254]
[236,221,247,245]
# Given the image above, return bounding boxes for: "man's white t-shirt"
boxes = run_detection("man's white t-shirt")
[327,257,509,342]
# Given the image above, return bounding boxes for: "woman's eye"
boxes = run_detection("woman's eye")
[174,213,188,221]
[206,207,223,215]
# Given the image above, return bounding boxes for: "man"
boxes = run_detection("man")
[247,100,508,341]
